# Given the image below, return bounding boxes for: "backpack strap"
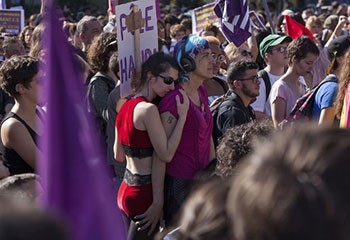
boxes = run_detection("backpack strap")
[258,69,271,102]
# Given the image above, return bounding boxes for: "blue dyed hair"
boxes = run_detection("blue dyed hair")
[174,34,210,81]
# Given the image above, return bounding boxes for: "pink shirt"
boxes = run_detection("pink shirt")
[270,79,306,118]
[158,84,212,179]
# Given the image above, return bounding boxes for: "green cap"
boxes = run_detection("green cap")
[259,34,292,58]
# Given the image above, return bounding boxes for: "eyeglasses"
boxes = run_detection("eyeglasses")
[211,53,225,63]
[157,75,175,85]
[237,75,260,84]
[273,46,288,54]
[240,50,253,58]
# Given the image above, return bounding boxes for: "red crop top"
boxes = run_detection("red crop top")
[116,97,153,158]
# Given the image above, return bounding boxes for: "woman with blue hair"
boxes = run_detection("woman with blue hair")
[158,34,217,225]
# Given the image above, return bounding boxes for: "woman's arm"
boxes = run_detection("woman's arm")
[271,97,287,128]
[113,126,125,162]
[318,107,335,126]
[144,90,189,162]
[134,153,165,235]
[1,119,38,168]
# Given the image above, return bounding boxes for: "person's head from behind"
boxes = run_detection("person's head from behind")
[327,35,350,73]
[323,14,338,31]
[203,36,225,75]
[287,35,319,77]
[176,179,232,240]
[226,60,259,98]
[259,34,292,68]
[132,52,178,97]
[0,194,68,240]
[0,173,41,201]
[224,42,253,65]
[216,120,274,179]
[170,24,186,42]
[76,16,102,49]
[174,34,213,83]
[2,37,26,59]
[0,56,39,101]
[228,125,350,240]
[87,32,117,74]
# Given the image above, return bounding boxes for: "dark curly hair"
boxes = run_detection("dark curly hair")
[87,32,117,74]
[287,35,319,65]
[215,120,274,179]
[0,56,39,98]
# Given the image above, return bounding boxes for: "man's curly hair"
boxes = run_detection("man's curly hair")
[87,32,117,74]
[215,120,274,179]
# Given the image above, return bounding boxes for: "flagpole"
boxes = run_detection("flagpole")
[261,0,275,34]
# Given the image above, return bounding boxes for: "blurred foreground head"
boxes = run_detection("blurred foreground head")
[228,125,350,240]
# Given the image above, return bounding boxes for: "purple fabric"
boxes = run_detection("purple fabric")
[155,0,160,19]
[38,1,126,240]
[158,84,212,179]
[214,0,251,47]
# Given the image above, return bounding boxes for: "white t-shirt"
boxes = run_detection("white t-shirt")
[251,69,282,116]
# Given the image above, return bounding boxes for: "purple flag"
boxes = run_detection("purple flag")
[214,0,251,47]
[0,0,5,9]
[38,1,126,240]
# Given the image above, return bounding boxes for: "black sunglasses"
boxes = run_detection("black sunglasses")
[237,75,260,84]
[157,75,175,85]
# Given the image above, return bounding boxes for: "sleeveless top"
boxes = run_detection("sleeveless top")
[1,112,39,175]
[116,96,153,158]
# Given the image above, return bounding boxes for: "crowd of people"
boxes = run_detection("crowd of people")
[0,0,350,239]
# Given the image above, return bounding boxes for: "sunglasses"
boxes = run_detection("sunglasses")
[237,75,260,84]
[240,50,253,58]
[157,75,175,85]
[273,46,288,54]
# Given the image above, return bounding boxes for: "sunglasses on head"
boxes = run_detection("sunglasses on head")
[240,50,253,58]
[157,75,175,85]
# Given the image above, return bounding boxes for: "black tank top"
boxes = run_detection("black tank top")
[1,112,39,175]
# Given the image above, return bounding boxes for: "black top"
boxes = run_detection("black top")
[215,91,256,142]
[1,112,39,175]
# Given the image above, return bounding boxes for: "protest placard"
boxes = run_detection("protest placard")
[191,3,220,34]
[116,0,158,97]
[0,9,24,34]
